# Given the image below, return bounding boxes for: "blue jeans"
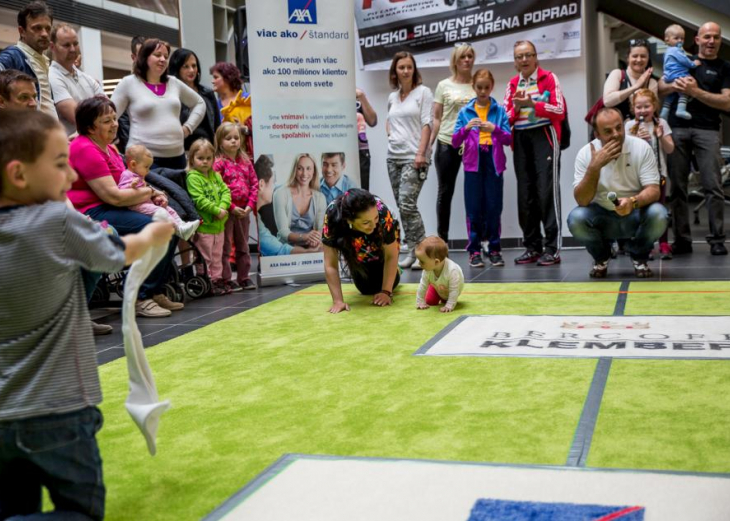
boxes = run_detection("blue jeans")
[0,407,105,520]
[567,202,668,263]
[464,147,503,254]
[85,204,178,300]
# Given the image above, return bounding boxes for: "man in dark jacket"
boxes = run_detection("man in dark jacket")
[0,1,57,117]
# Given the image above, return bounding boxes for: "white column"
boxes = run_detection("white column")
[78,26,104,82]
[179,0,217,86]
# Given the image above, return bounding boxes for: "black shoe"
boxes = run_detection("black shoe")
[671,241,693,255]
[514,250,541,264]
[469,252,485,268]
[488,251,505,267]
[711,243,728,256]
[537,252,561,266]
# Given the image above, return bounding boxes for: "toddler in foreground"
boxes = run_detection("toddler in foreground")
[118,144,200,240]
[415,236,465,312]
[0,110,173,519]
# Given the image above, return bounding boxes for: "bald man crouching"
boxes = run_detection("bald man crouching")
[568,107,668,279]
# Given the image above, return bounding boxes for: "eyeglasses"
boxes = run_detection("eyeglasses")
[629,38,648,47]
[514,53,536,60]
[453,42,473,49]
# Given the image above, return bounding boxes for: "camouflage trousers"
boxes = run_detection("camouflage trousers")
[387,158,427,250]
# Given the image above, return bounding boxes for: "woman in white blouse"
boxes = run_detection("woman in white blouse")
[386,51,433,270]
[111,38,205,170]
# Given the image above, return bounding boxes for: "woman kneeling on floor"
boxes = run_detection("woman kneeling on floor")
[322,189,401,313]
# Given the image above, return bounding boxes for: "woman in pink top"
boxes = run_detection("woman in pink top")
[68,96,180,318]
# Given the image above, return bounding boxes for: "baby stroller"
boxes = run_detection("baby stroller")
[175,239,213,299]
[89,167,211,305]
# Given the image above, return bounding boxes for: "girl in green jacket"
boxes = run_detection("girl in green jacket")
[186,138,231,295]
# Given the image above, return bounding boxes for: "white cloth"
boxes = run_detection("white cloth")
[111,74,205,158]
[415,257,464,311]
[49,61,105,135]
[387,84,433,160]
[122,210,172,456]
[573,135,660,211]
[17,40,57,118]
[623,117,672,179]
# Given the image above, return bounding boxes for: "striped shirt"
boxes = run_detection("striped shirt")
[513,72,550,130]
[17,40,57,119]
[0,202,126,421]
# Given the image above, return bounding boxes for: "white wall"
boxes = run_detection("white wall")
[355,49,589,243]
[179,0,216,85]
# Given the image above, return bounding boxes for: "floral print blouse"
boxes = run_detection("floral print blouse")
[322,198,400,264]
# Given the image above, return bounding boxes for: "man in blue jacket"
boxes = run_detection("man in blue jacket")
[0,1,57,117]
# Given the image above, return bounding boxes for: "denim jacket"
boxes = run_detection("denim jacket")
[452,97,511,174]
[0,46,40,103]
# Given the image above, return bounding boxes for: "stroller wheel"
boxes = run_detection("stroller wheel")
[91,280,111,305]
[163,283,185,303]
[185,276,209,299]
[114,278,125,299]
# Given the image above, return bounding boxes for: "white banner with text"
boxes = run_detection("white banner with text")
[356,0,581,70]
[419,315,730,359]
[248,0,358,285]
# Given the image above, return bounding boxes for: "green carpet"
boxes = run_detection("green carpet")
[93,281,730,520]
[588,281,730,472]
[97,283,612,520]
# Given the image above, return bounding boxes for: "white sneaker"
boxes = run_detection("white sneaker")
[398,253,416,269]
[91,320,113,336]
[177,220,201,241]
[135,299,172,317]
[411,258,422,270]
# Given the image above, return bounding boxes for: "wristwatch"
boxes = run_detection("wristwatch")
[630,196,639,209]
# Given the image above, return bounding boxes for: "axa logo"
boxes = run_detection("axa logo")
[288,0,317,24]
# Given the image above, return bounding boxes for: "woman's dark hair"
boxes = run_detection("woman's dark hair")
[169,48,201,88]
[328,188,380,276]
[133,38,171,82]
[76,95,117,136]
[627,39,653,68]
[388,52,422,90]
[210,62,242,93]
[254,155,274,183]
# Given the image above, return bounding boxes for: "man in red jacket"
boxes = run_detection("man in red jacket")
[503,40,566,267]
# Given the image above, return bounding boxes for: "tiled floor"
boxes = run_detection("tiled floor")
[92,238,730,365]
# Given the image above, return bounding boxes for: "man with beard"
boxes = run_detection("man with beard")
[568,107,668,278]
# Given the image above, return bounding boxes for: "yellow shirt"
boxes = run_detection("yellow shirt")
[475,102,492,145]
[220,90,251,124]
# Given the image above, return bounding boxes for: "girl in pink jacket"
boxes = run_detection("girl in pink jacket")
[213,122,258,291]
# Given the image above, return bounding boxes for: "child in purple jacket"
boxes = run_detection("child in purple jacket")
[452,69,512,268]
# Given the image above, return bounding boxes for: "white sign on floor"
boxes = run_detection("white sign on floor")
[417,316,730,359]
[205,454,730,520]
